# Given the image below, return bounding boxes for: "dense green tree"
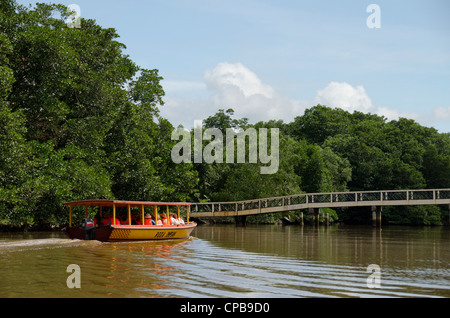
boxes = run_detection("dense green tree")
[422,144,450,189]
[0,1,198,227]
[203,108,248,131]
[212,132,302,202]
[287,105,353,144]
[195,110,352,202]
[0,26,33,225]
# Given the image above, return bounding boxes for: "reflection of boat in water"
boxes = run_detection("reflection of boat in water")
[63,200,196,242]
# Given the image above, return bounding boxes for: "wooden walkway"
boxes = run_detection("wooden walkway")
[190,189,450,224]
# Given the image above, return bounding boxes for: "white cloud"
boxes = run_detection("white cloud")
[160,62,307,128]
[204,62,275,99]
[160,62,448,132]
[375,107,419,122]
[313,81,373,113]
[203,62,306,123]
[312,81,422,123]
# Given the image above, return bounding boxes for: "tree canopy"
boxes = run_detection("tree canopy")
[0,1,197,226]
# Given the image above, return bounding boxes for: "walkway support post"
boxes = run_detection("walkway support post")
[307,208,320,225]
[372,206,382,227]
[372,206,376,227]
[314,208,320,226]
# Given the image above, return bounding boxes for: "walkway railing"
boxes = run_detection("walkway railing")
[190,189,450,218]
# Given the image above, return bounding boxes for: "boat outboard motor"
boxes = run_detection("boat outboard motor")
[81,218,95,240]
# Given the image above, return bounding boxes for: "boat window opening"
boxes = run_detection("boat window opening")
[65,200,192,229]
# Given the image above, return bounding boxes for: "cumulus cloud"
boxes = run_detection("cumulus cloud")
[204,62,275,99]
[375,107,419,122]
[160,62,307,127]
[312,81,421,122]
[203,62,306,123]
[161,62,449,131]
[313,81,373,113]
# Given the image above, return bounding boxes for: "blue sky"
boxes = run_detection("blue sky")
[18,0,450,132]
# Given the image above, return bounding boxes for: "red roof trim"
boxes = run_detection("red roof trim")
[63,200,192,207]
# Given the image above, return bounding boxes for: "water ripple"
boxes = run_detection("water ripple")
[0,226,449,298]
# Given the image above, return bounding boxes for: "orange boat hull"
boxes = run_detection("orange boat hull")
[64,223,197,242]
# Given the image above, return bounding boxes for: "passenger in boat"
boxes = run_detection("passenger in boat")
[125,214,139,225]
[176,215,185,224]
[94,213,102,227]
[161,213,170,225]
[144,213,155,225]
[156,214,163,225]
[110,217,121,225]
[118,216,127,225]
[170,213,180,225]
[102,213,112,226]
[102,213,121,226]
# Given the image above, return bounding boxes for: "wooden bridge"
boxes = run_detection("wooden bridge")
[190,189,450,226]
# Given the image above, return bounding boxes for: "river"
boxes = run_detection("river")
[0,224,449,298]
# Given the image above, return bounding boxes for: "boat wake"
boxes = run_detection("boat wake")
[0,238,101,253]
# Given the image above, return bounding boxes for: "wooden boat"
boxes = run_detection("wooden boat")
[62,200,196,242]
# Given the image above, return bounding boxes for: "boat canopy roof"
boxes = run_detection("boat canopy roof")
[63,199,191,207]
